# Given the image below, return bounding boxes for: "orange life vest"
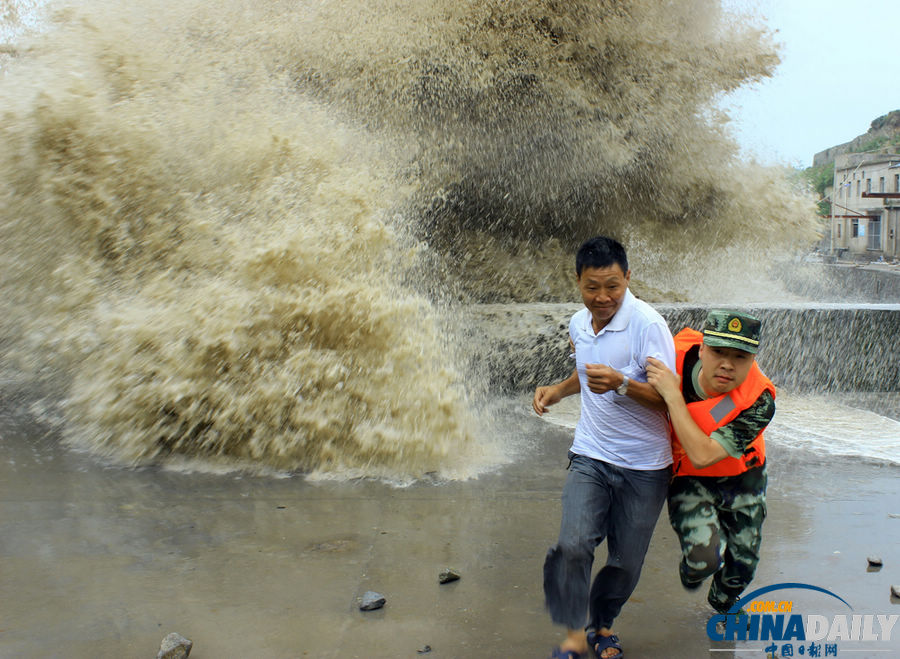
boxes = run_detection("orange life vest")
[671,328,776,478]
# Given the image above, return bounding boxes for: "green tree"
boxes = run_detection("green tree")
[800,162,833,216]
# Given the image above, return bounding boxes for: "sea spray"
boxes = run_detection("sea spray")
[275,0,817,299]
[0,0,489,478]
[0,0,818,476]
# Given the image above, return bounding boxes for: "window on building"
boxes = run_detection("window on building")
[837,223,842,238]
[868,216,882,250]
[880,177,885,193]
[895,174,899,192]
[852,219,859,237]
[866,179,872,194]
[856,180,861,197]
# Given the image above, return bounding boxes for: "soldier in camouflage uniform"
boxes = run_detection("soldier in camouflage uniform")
[646,310,776,615]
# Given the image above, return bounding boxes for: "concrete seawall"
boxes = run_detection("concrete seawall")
[462,303,900,394]
[778,263,900,303]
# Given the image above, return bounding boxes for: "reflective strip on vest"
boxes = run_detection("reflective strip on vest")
[709,396,736,424]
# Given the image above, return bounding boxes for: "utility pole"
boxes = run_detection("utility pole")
[830,163,836,256]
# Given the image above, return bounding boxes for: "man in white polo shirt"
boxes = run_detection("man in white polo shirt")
[533,236,676,659]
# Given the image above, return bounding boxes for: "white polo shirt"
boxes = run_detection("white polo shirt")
[569,289,676,470]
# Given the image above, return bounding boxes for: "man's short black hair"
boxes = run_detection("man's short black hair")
[575,236,628,276]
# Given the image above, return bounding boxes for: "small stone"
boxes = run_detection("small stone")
[417,645,432,654]
[892,585,900,599]
[157,632,193,659]
[867,555,883,567]
[359,591,386,611]
[439,569,461,584]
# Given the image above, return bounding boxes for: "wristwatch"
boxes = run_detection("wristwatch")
[615,375,629,396]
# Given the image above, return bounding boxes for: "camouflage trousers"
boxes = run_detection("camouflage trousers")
[667,467,767,614]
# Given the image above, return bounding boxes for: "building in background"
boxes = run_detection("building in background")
[829,151,900,261]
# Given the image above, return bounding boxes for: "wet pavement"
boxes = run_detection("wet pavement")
[2,395,899,658]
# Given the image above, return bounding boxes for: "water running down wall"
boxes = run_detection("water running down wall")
[470,303,900,394]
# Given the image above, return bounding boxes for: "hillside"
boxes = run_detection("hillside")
[813,110,900,166]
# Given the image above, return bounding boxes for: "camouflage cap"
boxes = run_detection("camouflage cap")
[702,310,761,354]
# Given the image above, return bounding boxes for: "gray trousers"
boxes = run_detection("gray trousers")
[544,453,670,630]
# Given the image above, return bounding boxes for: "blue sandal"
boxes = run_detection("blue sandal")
[588,631,624,658]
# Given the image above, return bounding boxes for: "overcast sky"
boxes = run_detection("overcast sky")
[721,0,900,168]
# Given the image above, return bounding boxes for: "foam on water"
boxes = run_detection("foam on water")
[537,393,900,466]
[767,393,900,466]
[0,0,48,45]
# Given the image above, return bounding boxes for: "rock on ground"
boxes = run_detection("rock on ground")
[157,632,192,659]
